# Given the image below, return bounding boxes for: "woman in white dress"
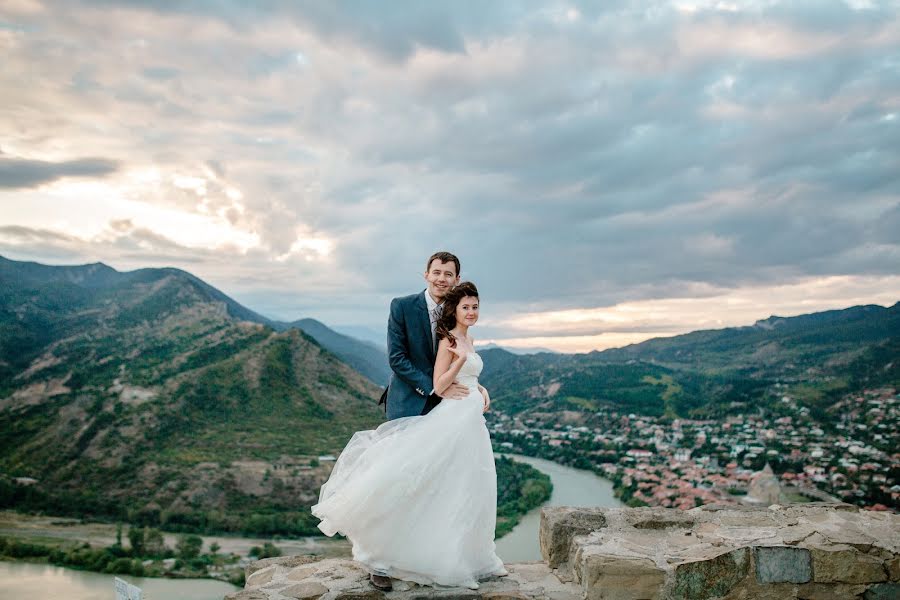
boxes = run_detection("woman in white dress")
[311,282,507,589]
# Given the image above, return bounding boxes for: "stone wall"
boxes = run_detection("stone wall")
[542,503,898,600]
[227,503,899,600]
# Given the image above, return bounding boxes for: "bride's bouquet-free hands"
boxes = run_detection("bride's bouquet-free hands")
[478,385,491,413]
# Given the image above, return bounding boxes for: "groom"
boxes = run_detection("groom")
[371,251,468,590]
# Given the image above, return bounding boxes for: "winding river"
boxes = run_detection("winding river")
[494,454,623,562]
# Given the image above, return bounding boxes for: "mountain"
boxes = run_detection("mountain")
[273,318,390,386]
[0,255,383,535]
[479,343,559,355]
[332,325,386,350]
[479,302,900,418]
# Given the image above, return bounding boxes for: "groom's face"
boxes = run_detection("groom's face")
[424,259,459,302]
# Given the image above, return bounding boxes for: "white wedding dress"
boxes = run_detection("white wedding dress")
[311,352,506,589]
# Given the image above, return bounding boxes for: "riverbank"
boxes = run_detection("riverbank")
[0,561,238,600]
[495,454,623,562]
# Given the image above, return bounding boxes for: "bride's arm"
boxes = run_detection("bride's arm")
[433,338,467,396]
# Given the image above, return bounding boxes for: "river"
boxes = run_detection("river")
[0,454,619,596]
[0,561,237,600]
[494,453,623,562]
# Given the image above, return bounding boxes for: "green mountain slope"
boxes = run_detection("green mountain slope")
[274,318,390,386]
[0,255,383,534]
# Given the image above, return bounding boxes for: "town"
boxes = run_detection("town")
[488,386,899,513]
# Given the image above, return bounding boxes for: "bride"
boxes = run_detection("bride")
[311,281,506,589]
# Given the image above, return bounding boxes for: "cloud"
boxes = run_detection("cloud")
[0,154,119,188]
[1,0,899,350]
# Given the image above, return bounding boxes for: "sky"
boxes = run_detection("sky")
[1,0,899,353]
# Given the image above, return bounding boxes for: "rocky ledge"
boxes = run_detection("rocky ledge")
[227,503,899,600]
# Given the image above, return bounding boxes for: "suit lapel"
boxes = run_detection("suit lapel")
[416,291,435,362]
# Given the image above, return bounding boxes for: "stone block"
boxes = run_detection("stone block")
[247,566,276,587]
[796,582,867,600]
[864,583,900,600]
[580,553,665,600]
[626,507,695,530]
[281,581,329,599]
[248,554,318,576]
[672,548,750,600]
[224,592,269,600]
[286,565,318,581]
[540,507,608,569]
[333,591,386,600]
[887,557,900,582]
[720,579,798,600]
[410,592,481,600]
[755,546,812,583]
[481,592,532,600]
[811,546,888,584]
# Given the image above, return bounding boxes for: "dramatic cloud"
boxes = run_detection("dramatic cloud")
[0,154,119,188]
[1,0,898,351]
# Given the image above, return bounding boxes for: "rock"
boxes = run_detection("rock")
[282,581,329,599]
[864,583,900,600]
[755,546,812,583]
[334,591,386,600]
[248,554,318,576]
[409,592,480,600]
[540,507,607,568]
[626,507,695,530]
[796,582,867,599]
[810,546,888,584]
[579,553,665,600]
[671,548,750,600]
[887,556,900,582]
[481,592,532,600]
[287,565,319,581]
[720,579,798,600]
[225,592,269,600]
[247,566,277,587]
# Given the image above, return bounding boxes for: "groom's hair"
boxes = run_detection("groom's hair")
[426,251,460,276]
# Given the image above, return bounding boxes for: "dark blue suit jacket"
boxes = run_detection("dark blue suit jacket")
[384,291,437,420]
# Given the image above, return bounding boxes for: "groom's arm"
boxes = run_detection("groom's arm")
[387,297,435,398]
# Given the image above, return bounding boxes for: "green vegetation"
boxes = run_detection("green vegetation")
[495,456,553,538]
[0,527,243,585]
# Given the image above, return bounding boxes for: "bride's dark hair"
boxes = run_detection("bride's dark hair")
[435,281,479,346]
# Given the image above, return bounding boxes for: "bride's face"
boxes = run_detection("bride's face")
[456,296,479,327]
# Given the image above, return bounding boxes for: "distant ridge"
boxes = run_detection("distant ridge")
[0,255,389,385]
[274,317,390,386]
[480,301,899,417]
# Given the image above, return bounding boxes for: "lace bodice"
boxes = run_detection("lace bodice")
[457,352,483,389]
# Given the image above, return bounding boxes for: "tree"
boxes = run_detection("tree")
[209,542,220,555]
[144,528,166,557]
[176,534,203,560]
[127,527,144,556]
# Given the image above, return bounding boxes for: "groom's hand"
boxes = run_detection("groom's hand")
[443,382,468,399]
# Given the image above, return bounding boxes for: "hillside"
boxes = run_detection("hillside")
[274,318,390,386]
[480,302,900,418]
[0,255,384,535]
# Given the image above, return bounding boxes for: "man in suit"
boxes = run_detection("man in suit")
[370,251,468,590]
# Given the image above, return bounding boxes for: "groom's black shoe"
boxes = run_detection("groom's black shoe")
[370,573,393,591]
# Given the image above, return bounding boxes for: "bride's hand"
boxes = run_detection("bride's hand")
[480,388,491,413]
[447,345,468,361]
